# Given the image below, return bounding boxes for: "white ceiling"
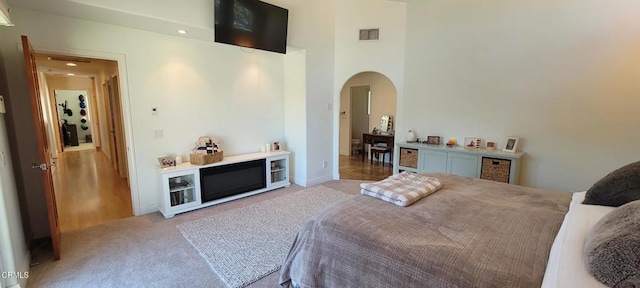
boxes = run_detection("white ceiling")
[6,0,412,45]
[6,1,231,78]
[7,0,215,41]
[7,0,409,42]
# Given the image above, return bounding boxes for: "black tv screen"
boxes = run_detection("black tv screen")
[214,0,289,54]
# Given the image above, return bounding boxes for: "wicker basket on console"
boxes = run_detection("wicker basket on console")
[189,151,223,165]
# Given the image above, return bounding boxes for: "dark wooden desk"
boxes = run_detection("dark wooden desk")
[362,133,394,162]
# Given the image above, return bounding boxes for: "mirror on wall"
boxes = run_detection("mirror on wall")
[380,115,392,134]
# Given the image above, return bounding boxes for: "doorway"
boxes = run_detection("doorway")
[34,53,133,233]
[55,89,95,152]
[338,72,398,181]
[350,86,370,151]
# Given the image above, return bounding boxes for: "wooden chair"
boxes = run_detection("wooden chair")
[370,144,393,166]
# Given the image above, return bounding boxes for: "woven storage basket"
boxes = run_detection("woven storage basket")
[189,151,223,165]
[480,157,511,183]
[399,148,418,168]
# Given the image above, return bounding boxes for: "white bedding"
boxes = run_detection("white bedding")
[541,191,612,288]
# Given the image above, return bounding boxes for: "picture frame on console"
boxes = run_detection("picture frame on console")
[503,137,519,153]
[426,136,441,145]
[158,156,176,168]
[464,137,481,149]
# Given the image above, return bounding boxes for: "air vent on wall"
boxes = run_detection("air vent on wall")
[47,56,93,64]
[359,28,379,41]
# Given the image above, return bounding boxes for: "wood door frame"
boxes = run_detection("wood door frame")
[89,77,102,149]
[28,45,141,215]
[349,85,370,156]
[103,81,118,170]
[47,91,64,154]
[109,76,128,180]
[21,35,61,260]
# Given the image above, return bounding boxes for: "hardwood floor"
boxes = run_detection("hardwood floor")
[339,154,393,181]
[51,149,133,233]
[50,151,384,232]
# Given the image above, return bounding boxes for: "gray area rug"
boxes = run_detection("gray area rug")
[176,185,354,288]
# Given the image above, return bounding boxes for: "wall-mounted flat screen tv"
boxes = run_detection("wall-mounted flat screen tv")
[214,0,289,54]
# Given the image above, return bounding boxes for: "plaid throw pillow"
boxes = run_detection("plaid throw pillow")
[360,172,443,207]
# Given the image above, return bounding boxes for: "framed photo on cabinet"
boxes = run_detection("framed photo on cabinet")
[158,156,176,168]
[503,137,519,153]
[464,137,481,149]
[426,136,441,145]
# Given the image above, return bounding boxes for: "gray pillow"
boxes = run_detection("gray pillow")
[584,199,640,287]
[583,161,640,207]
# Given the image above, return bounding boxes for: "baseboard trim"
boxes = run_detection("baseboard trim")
[289,176,307,187]
[306,174,333,187]
[139,204,159,215]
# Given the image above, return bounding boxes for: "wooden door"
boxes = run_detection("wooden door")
[21,35,61,260]
[89,78,101,148]
[105,76,128,180]
[111,76,128,180]
[103,82,118,170]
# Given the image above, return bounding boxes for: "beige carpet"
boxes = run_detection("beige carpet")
[177,186,353,288]
[27,180,364,288]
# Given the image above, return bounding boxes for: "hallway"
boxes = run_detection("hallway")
[52,149,133,233]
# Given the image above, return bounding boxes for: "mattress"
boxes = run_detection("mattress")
[541,191,611,288]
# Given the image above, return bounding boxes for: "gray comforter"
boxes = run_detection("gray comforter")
[279,173,571,288]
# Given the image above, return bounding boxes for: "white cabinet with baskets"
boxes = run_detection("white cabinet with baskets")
[395,143,523,184]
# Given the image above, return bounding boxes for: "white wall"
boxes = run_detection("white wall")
[1,8,286,214]
[402,0,640,191]
[1,0,402,213]
[0,115,29,288]
[2,0,343,211]
[284,48,307,185]
[283,0,337,186]
[333,0,407,178]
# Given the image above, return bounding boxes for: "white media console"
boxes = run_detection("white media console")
[158,151,290,218]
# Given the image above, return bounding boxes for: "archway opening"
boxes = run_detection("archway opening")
[338,71,398,181]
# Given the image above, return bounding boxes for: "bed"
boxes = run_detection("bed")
[279,173,613,288]
[541,191,610,288]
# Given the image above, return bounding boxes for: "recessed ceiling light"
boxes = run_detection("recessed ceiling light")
[67,73,75,76]
[178,29,188,34]
[66,63,77,66]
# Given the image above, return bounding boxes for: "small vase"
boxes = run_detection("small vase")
[406,130,416,142]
